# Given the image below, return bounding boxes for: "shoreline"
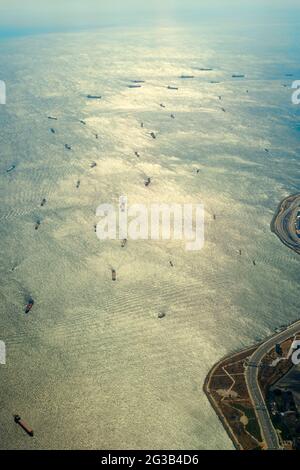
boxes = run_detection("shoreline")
[204,320,300,450]
[203,345,258,450]
[271,193,300,255]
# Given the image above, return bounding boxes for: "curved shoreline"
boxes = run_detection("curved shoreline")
[203,345,257,450]
[204,319,300,450]
[271,193,300,255]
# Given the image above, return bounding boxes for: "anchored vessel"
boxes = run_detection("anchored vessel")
[14,415,34,437]
[25,299,34,314]
[6,165,16,173]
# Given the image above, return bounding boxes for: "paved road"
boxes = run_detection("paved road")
[245,320,300,450]
[271,193,300,255]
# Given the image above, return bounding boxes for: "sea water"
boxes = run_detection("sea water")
[0,23,299,449]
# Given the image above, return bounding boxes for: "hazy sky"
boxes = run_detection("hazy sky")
[0,0,299,36]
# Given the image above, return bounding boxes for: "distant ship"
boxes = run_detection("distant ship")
[232,74,245,78]
[131,80,145,83]
[195,68,213,71]
[128,84,142,88]
[14,415,34,437]
[158,312,166,319]
[180,75,194,79]
[87,95,102,99]
[6,165,16,173]
[25,299,34,314]
[167,86,178,90]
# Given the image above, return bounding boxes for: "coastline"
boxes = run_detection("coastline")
[204,320,300,450]
[203,345,258,450]
[271,193,300,255]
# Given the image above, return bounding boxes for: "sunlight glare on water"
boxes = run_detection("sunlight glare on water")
[0,24,299,449]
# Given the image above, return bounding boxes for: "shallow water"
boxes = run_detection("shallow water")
[0,24,299,449]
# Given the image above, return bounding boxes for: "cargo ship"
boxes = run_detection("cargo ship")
[14,415,34,437]
[6,165,16,173]
[25,299,34,314]
[112,269,117,281]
